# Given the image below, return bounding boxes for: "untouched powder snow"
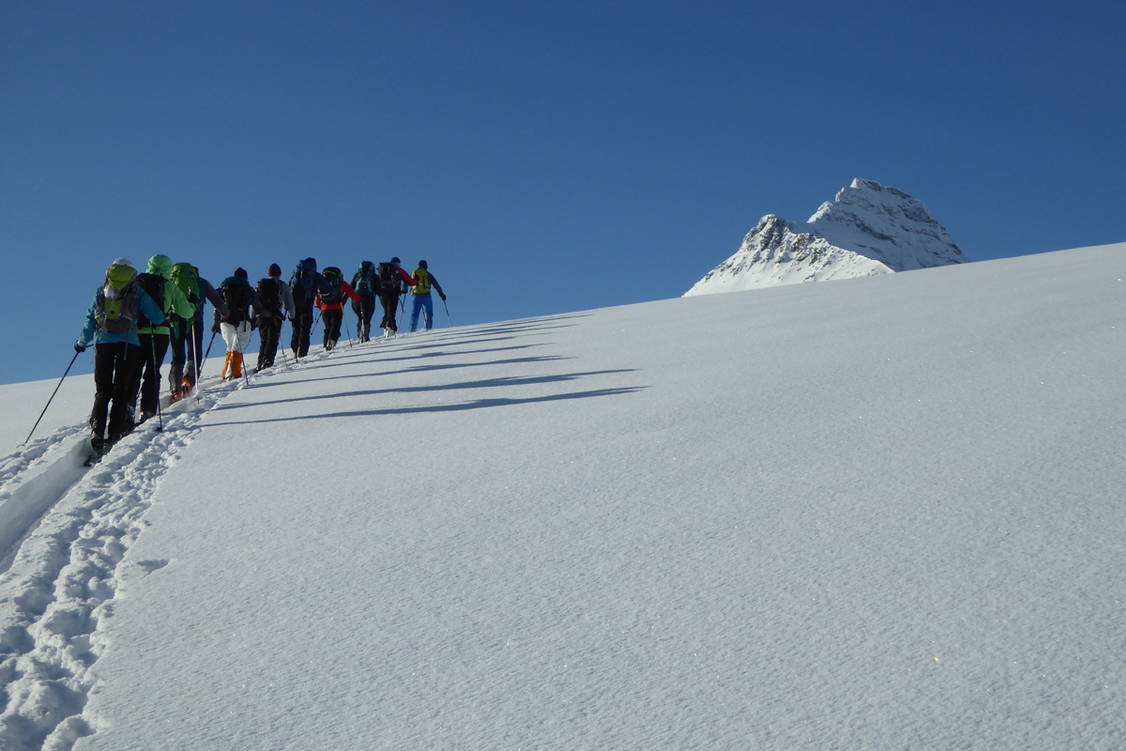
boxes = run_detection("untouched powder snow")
[0,242,1123,749]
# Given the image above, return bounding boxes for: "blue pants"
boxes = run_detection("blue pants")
[410,294,434,331]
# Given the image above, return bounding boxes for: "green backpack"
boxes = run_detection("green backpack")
[171,263,201,304]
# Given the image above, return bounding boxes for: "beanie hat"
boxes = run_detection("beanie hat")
[111,257,134,269]
[268,263,282,278]
[391,257,401,264]
[418,260,428,269]
[234,267,248,280]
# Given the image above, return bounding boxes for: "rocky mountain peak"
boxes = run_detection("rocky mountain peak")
[684,179,967,297]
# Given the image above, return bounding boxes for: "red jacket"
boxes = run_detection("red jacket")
[315,280,362,312]
[394,266,415,288]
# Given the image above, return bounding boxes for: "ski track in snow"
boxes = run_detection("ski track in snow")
[0,340,354,750]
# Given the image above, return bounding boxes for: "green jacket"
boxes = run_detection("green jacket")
[138,254,197,335]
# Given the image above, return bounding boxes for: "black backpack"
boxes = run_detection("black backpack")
[378,262,398,292]
[318,267,343,305]
[256,278,283,317]
[134,273,166,328]
[220,279,249,323]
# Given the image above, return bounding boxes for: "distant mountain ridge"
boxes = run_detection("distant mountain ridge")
[684,178,968,296]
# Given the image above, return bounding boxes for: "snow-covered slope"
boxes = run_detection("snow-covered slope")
[685,178,968,296]
[0,242,1123,750]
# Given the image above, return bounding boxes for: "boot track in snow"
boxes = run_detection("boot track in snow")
[0,340,352,750]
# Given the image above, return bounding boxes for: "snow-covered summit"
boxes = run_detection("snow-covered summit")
[684,178,967,296]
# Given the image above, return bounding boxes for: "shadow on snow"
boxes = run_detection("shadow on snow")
[200,385,646,428]
[213,369,640,412]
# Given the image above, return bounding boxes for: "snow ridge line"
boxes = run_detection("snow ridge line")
[0,376,249,750]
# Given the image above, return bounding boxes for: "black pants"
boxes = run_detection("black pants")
[131,333,170,418]
[353,294,376,341]
[91,342,143,440]
[291,301,314,357]
[257,316,282,370]
[322,309,342,348]
[169,315,205,390]
[378,291,401,331]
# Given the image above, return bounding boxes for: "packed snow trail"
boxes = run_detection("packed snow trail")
[0,381,219,575]
[0,345,345,750]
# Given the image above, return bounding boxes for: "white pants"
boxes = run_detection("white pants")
[221,321,253,354]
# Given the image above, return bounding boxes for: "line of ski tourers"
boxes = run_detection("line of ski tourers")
[73,254,448,458]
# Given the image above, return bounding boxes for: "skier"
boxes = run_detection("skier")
[130,254,196,423]
[213,268,261,380]
[408,260,447,332]
[289,257,321,358]
[255,263,294,372]
[315,266,361,351]
[376,257,415,336]
[75,258,165,457]
[349,261,379,342]
[168,262,228,398]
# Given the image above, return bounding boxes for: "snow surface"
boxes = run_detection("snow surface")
[685,178,967,296]
[1,242,1124,750]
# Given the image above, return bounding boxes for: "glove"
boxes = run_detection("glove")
[439,293,447,301]
[74,340,87,353]
[211,323,220,334]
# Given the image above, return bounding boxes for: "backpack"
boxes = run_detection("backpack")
[291,259,317,303]
[353,262,377,295]
[134,273,166,329]
[318,267,343,305]
[95,283,139,334]
[256,278,283,317]
[220,278,249,323]
[378,262,398,292]
[413,268,431,295]
[170,263,200,304]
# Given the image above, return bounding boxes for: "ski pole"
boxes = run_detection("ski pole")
[190,320,201,387]
[441,298,454,327]
[276,318,289,367]
[148,334,164,432]
[342,312,353,348]
[198,330,218,380]
[24,349,81,444]
[190,320,202,403]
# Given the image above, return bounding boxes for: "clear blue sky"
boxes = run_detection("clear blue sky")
[2,0,1123,384]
